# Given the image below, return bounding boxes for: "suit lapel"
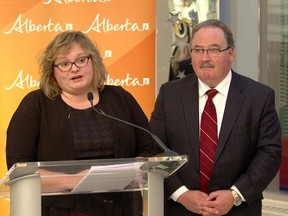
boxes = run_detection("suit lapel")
[214,72,246,163]
[178,72,246,166]
[181,75,200,166]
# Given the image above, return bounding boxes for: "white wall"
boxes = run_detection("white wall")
[156,1,172,94]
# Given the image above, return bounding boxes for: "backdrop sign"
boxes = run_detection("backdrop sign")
[0,1,156,214]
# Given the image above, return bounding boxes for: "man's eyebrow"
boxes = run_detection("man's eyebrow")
[192,44,221,48]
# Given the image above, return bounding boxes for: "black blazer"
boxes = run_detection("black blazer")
[6,85,157,168]
[150,71,282,216]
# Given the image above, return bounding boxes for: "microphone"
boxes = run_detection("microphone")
[87,92,179,156]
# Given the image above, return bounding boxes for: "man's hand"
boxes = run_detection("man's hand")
[177,190,219,215]
[199,190,234,215]
[177,189,234,215]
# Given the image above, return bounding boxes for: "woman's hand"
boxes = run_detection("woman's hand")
[37,169,89,193]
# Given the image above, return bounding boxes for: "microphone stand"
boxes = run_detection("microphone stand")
[87,92,179,157]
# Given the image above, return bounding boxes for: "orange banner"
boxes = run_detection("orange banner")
[0,1,156,215]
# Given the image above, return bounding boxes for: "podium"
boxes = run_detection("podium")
[0,155,188,216]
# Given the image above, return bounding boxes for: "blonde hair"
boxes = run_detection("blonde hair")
[38,30,107,99]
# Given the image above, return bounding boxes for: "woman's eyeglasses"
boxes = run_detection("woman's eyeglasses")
[54,56,90,72]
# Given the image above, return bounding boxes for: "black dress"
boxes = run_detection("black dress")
[42,100,143,216]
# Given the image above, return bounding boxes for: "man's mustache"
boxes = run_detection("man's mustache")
[200,63,214,68]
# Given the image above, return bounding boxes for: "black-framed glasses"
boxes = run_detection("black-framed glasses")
[190,47,231,57]
[54,56,90,72]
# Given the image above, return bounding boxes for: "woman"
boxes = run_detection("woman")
[6,30,158,216]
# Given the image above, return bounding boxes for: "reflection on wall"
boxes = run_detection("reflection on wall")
[168,0,218,81]
[279,0,288,191]
[264,0,288,191]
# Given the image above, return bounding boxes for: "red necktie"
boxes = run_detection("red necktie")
[200,89,218,193]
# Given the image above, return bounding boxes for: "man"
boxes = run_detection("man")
[150,19,282,215]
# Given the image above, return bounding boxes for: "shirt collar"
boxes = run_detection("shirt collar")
[198,70,232,98]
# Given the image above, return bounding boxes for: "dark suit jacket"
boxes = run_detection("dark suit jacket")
[150,71,282,216]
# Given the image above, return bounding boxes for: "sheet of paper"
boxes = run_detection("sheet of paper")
[72,162,144,193]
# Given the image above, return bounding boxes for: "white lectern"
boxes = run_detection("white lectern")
[0,155,188,216]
